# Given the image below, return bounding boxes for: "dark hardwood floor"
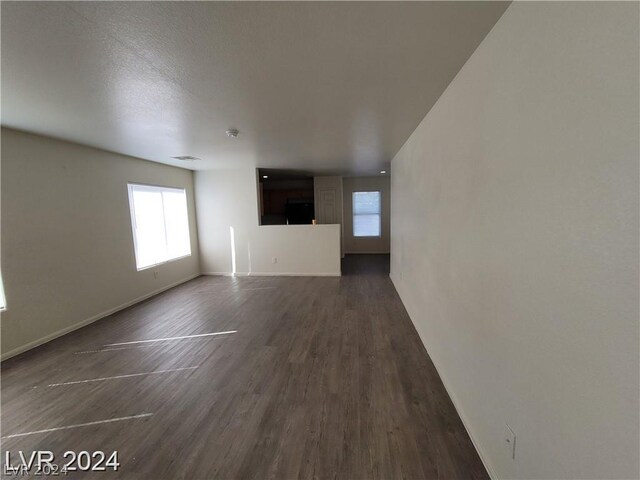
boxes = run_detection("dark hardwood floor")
[1,255,487,479]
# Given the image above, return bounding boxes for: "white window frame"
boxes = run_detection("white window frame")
[352,190,382,238]
[127,183,192,271]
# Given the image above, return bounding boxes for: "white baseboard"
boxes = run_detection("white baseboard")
[202,271,341,277]
[1,274,200,362]
[246,272,341,277]
[389,273,496,480]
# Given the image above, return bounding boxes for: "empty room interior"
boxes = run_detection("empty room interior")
[1,1,638,479]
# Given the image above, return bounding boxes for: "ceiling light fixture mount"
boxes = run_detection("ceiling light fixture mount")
[226,128,239,138]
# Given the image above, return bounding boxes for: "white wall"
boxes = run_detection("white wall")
[1,128,200,359]
[390,3,639,479]
[196,168,341,276]
[343,176,390,254]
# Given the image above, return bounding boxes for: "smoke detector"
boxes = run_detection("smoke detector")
[226,129,239,138]
[172,156,200,161]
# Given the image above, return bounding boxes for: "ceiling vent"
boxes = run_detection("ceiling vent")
[172,156,200,161]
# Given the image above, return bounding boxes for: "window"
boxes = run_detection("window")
[0,272,6,311]
[127,184,191,270]
[353,191,381,237]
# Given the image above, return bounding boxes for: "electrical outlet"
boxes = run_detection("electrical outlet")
[272,257,277,264]
[504,424,516,460]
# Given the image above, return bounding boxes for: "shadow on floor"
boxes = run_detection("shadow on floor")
[341,254,390,276]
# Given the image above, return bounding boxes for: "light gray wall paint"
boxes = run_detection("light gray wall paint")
[343,176,390,254]
[196,169,341,276]
[1,128,200,359]
[390,3,639,479]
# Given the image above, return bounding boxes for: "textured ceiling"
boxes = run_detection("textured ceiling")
[1,1,509,173]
